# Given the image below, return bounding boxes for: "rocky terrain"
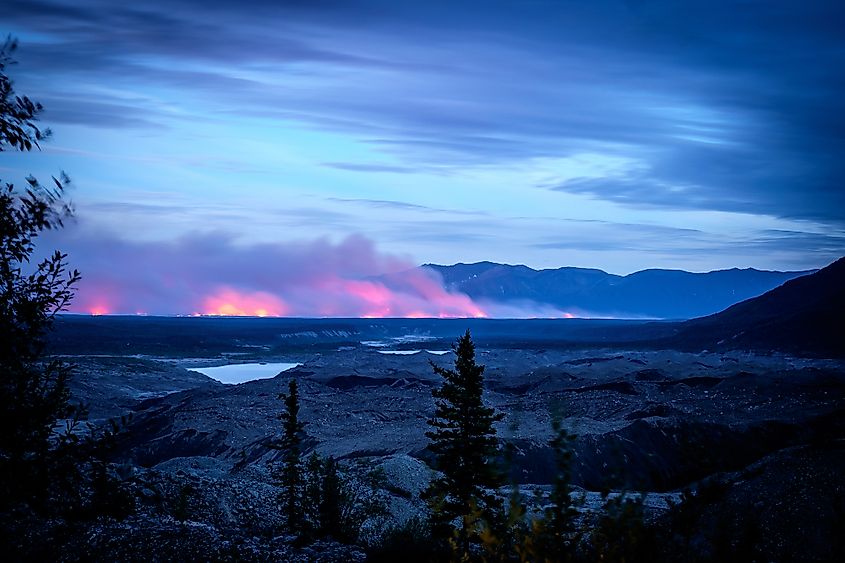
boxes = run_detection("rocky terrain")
[57,341,845,561]
[69,356,223,422]
[108,349,843,485]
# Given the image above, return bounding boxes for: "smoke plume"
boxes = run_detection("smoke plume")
[49,231,490,317]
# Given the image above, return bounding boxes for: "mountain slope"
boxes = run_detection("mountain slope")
[671,257,845,356]
[424,262,813,319]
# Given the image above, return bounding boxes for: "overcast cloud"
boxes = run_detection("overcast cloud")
[2,0,843,284]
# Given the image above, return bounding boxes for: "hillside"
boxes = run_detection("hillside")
[671,257,845,356]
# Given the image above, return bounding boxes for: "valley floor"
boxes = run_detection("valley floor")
[58,344,845,561]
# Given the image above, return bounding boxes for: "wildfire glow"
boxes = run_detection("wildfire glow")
[60,233,554,318]
[203,288,288,317]
[318,276,488,318]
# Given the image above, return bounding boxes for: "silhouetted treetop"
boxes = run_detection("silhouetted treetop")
[0,36,51,152]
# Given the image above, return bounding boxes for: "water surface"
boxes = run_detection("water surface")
[190,362,299,385]
[377,350,451,355]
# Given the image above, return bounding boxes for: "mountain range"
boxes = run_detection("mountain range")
[423,262,813,319]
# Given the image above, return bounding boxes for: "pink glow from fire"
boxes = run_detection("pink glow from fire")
[58,231,573,318]
[202,288,289,317]
[317,276,488,318]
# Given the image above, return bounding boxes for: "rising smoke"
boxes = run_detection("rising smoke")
[41,229,568,318]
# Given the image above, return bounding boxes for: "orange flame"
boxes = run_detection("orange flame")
[203,288,288,317]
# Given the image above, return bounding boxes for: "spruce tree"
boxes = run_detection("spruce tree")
[318,455,342,537]
[424,330,504,555]
[273,379,305,532]
[302,451,323,532]
[302,452,387,544]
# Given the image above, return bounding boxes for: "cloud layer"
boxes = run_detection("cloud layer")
[9,0,843,217]
[3,0,844,273]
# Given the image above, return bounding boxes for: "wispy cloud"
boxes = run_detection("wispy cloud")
[321,162,420,174]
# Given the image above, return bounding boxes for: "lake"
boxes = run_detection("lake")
[190,362,299,385]
[377,350,451,355]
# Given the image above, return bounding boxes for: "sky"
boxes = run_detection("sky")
[2,0,844,316]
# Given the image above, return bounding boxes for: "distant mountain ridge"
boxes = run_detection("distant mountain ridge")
[669,256,845,356]
[422,261,814,319]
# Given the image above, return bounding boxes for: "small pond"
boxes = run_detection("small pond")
[377,350,451,355]
[190,362,299,385]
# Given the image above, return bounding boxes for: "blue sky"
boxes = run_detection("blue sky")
[3,0,844,282]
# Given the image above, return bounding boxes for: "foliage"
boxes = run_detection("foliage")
[317,455,342,534]
[424,330,505,557]
[516,418,582,562]
[302,451,323,532]
[0,40,133,560]
[662,477,765,562]
[588,492,654,563]
[269,379,306,531]
[270,380,388,544]
[420,412,658,562]
[479,490,528,562]
[0,34,82,516]
[303,453,389,544]
[0,36,51,151]
[366,516,440,563]
[665,477,730,559]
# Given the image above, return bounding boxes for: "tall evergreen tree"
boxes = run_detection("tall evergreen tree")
[272,379,305,532]
[424,330,504,555]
